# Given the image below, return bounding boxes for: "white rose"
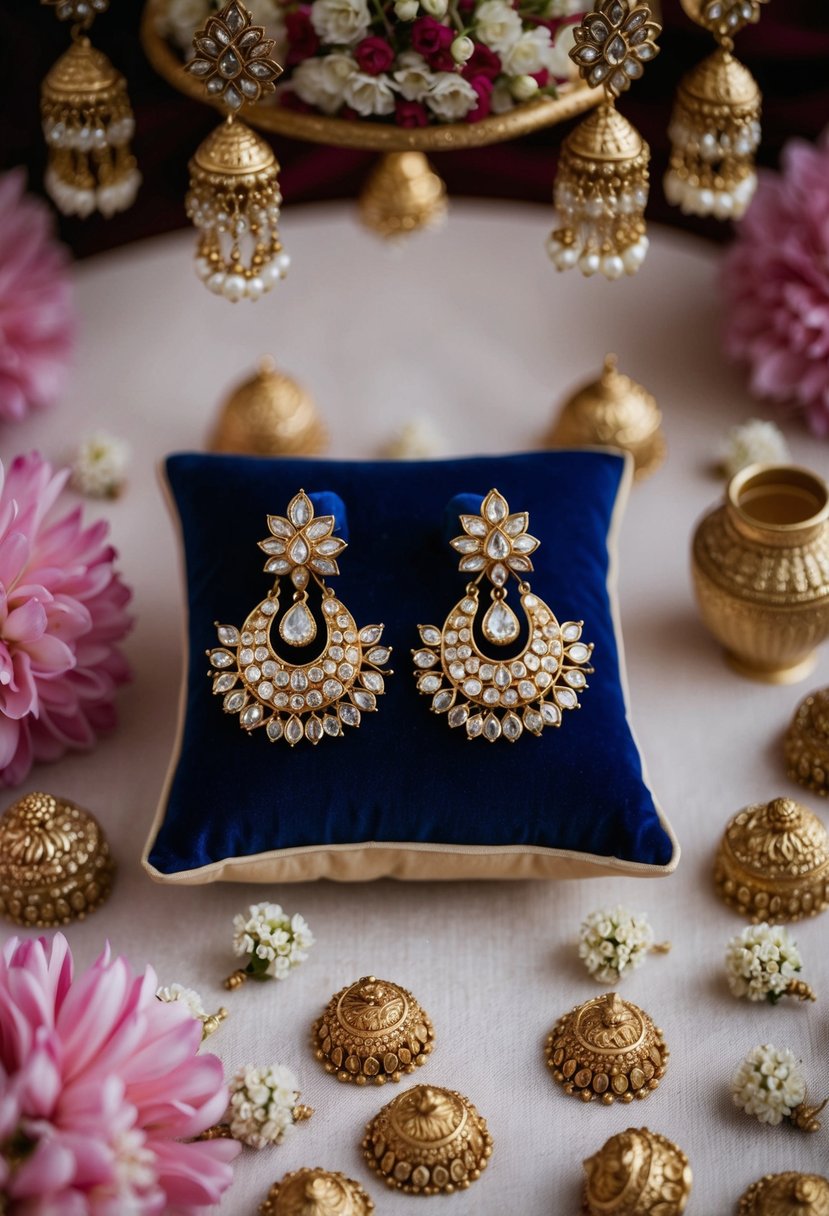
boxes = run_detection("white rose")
[310,0,371,45]
[343,70,397,116]
[159,0,209,51]
[548,0,584,14]
[491,79,515,113]
[291,53,357,113]
[393,51,434,100]
[426,72,478,121]
[421,0,448,13]
[547,21,578,78]
[451,35,475,62]
[474,0,522,53]
[510,73,539,100]
[503,27,553,76]
[394,0,419,17]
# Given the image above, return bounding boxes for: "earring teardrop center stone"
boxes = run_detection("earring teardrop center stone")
[280,600,317,647]
[482,598,520,645]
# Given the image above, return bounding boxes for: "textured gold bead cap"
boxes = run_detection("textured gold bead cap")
[190,118,276,182]
[42,38,122,101]
[738,1171,829,1216]
[312,976,435,1086]
[545,992,669,1104]
[713,796,829,923]
[259,1167,375,1216]
[209,357,327,457]
[583,1127,692,1216]
[784,688,829,797]
[362,1084,493,1195]
[0,791,115,927]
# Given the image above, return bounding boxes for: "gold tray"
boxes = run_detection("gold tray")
[141,0,601,152]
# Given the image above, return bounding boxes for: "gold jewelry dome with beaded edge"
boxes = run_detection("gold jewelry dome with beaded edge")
[259,1167,375,1216]
[583,1127,692,1215]
[312,976,435,1086]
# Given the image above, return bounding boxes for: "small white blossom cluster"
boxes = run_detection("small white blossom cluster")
[578,905,655,984]
[228,1064,302,1149]
[232,901,315,980]
[731,1044,807,1126]
[70,431,130,499]
[725,923,803,1003]
[721,418,789,479]
[156,982,207,1019]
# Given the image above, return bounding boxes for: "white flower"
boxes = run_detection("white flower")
[156,983,207,1019]
[157,0,210,51]
[547,0,585,13]
[228,1064,302,1149]
[510,74,539,101]
[578,905,656,984]
[394,0,419,17]
[70,431,130,499]
[725,923,804,1003]
[310,0,371,45]
[421,0,448,15]
[232,901,315,980]
[731,1045,807,1126]
[426,72,478,122]
[474,0,523,53]
[491,80,515,113]
[721,418,790,479]
[291,53,357,113]
[451,35,475,63]
[343,70,396,116]
[381,416,447,459]
[394,51,434,101]
[502,27,553,77]
[547,19,578,78]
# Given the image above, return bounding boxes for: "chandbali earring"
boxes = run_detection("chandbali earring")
[185,1,287,302]
[665,0,766,220]
[40,0,140,218]
[547,0,661,281]
[413,489,594,742]
[209,491,391,745]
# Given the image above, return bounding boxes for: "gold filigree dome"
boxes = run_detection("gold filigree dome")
[389,1087,465,1145]
[209,358,326,458]
[584,1128,692,1216]
[312,976,435,1086]
[259,1168,375,1216]
[43,39,121,100]
[190,118,276,179]
[337,978,409,1035]
[681,48,760,108]
[738,1172,829,1216]
[785,687,829,798]
[567,103,645,163]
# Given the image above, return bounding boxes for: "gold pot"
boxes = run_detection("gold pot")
[691,464,829,683]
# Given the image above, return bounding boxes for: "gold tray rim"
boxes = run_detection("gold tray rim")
[140,0,601,151]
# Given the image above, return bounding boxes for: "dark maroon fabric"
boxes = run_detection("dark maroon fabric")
[1,0,827,258]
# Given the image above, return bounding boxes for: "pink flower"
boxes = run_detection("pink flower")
[461,42,501,81]
[0,170,74,424]
[723,130,829,436]
[0,451,133,787]
[410,15,453,57]
[395,99,429,127]
[466,74,493,122]
[355,35,395,75]
[285,8,320,64]
[0,934,239,1214]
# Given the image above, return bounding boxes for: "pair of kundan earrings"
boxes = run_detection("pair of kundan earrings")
[208,489,594,745]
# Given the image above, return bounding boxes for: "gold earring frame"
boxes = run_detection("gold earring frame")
[412,489,594,742]
[208,490,391,745]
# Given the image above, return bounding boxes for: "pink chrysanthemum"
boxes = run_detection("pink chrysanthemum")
[0,451,133,786]
[0,169,74,423]
[0,934,240,1214]
[723,130,829,436]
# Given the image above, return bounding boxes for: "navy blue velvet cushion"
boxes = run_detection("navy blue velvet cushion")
[148,450,674,877]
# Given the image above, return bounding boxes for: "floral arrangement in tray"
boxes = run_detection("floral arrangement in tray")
[158,0,587,125]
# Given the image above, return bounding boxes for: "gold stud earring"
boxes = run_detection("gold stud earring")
[413,489,594,742]
[209,491,391,745]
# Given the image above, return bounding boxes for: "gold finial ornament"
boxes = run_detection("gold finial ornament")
[185,2,286,300]
[0,791,115,927]
[691,464,829,683]
[312,976,435,1086]
[713,797,829,923]
[546,354,665,480]
[583,1128,692,1215]
[548,0,661,280]
[259,1168,375,1216]
[545,992,669,1104]
[665,0,767,219]
[738,1172,829,1216]
[361,1084,493,1195]
[358,153,447,241]
[784,688,829,797]
[209,358,327,457]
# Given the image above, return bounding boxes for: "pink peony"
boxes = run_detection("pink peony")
[0,170,74,424]
[723,130,829,436]
[0,934,239,1214]
[0,451,133,787]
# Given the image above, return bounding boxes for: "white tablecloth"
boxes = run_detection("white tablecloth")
[4,203,829,1213]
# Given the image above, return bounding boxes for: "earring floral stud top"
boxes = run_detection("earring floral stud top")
[413,489,594,742]
[209,490,391,745]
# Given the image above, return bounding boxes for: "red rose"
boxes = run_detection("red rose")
[355,35,396,75]
[395,99,430,127]
[428,48,456,71]
[465,74,493,122]
[285,7,320,64]
[532,69,550,88]
[461,43,502,82]
[411,15,453,57]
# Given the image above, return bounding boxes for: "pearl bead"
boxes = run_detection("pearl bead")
[698,189,715,213]
[621,244,644,274]
[195,258,212,281]
[222,274,246,302]
[579,251,600,277]
[555,246,579,271]
[601,254,625,281]
[207,272,225,295]
[275,252,291,276]
[246,275,265,300]
[546,235,563,257]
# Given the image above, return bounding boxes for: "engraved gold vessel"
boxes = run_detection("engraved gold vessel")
[583,1127,692,1215]
[0,791,115,927]
[737,1172,829,1216]
[362,1084,492,1195]
[312,976,435,1086]
[260,1167,374,1216]
[545,992,669,1105]
[692,464,829,683]
[713,796,829,923]
[784,687,829,797]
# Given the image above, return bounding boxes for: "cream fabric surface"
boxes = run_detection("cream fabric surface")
[3,204,828,1213]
